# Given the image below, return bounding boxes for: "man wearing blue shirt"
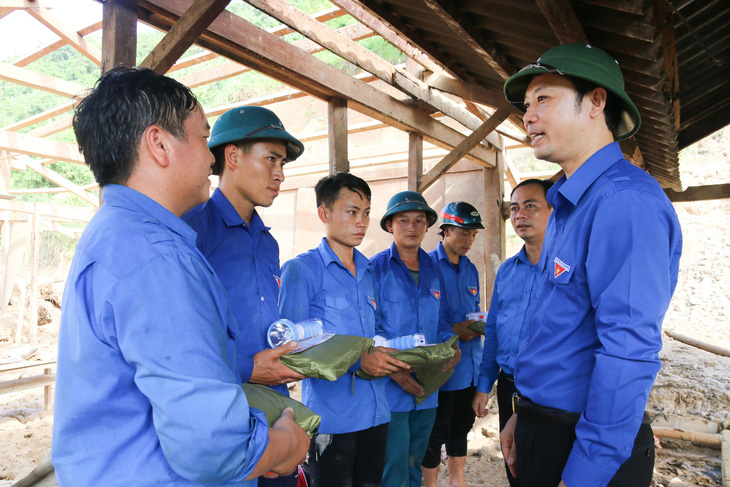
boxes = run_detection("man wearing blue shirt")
[52,67,309,487]
[472,179,552,487]
[422,201,484,487]
[279,173,409,487]
[371,191,460,487]
[500,44,682,487]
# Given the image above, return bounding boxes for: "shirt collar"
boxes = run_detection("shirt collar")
[211,188,268,232]
[101,184,197,243]
[435,241,469,268]
[388,242,431,271]
[516,245,531,265]
[317,237,371,273]
[548,142,624,207]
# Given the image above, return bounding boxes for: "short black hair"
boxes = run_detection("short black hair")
[315,172,371,209]
[567,76,622,137]
[511,179,554,208]
[73,67,199,186]
[212,138,287,176]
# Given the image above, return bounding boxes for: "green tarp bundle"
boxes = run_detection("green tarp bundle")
[356,335,459,405]
[467,321,486,335]
[280,334,375,381]
[241,383,321,438]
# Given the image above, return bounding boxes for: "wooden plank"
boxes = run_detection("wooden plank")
[0,198,94,222]
[652,0,680,133]
[0,373,56,394]
[664,183,730,202]
[138,0,496,165]
[0,62,85,98]
[3,100,76,132]
[140,0,230,74]
[419,107,509,192]
[23,158,100,206]
[244,0,503,151]
[482,150,505,302]
[27,115,73,138]
[0,0,58,7]
[29,203,39,343]
[328,97,349,174]
[423,0,515,79]
[535,0,589,44]
[102,0,138,72]
[0,360,55,373]
[0,129,84,164]
[408,132,423,191]
[27,6,102,65]
[14,21,103,67]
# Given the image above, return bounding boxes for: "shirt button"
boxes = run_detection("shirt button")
[525,288,531,292]
[520,310,525,314]
[260,296,264,302]
[558,219,564,225]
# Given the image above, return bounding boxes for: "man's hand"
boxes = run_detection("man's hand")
[472,391,490,417]
[442,343,461,372]
[360,347,410,378]
[248,408,310,480]
[452,320,480,341]
[500,413,518,479]
[391,371,425,397]
[250,342,306,385]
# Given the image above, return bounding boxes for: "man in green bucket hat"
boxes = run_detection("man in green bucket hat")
[183,105,307,487]
[499,44,682,487]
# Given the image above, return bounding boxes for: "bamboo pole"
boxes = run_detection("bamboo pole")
[665,329,730,357]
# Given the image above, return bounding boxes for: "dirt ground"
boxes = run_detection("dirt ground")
[1,157,729,486]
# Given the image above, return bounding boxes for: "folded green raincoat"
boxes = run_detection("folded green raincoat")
[241,383,321,438]
[279,334,375,381]
[467,321,486,335]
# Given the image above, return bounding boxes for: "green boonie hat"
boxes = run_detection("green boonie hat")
[208,106,305,161]
[380,191,438,232]
[503,43,641,140]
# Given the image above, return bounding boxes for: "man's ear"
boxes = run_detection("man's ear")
[317,204,328,224]
[588,87,608,120]
[223,144,239,172]
[385,218,393,234]
[143,125,171,168]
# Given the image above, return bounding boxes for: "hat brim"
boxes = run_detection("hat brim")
[380,203,438,232]
[503,66,641,141]
[208,126,305,161]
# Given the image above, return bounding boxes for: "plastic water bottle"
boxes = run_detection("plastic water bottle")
[375,333,427,350]
[267,318,325,348]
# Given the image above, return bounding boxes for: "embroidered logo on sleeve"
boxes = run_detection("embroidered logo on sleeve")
[368,296,377,310]
[468,286,478,296]
[274,275,281,288]
[554,257,570,279]
[430,289,441,300]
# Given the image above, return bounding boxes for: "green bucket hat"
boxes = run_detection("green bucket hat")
[208,106,304,161]
[380,191,438,232]
[503,43,641,140]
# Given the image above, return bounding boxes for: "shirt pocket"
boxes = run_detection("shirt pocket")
[548,253,574,285]
[324,293,353,333]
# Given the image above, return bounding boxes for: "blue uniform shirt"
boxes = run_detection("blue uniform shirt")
[278,238,390,434]
[183,189,286,395]
[430,242,481,391]
[515,143,682,487]
[52,185,268,487]
[477,246,542,394]
[370,243,454,411]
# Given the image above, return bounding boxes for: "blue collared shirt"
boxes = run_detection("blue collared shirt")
[52,185,268,487]
[477,246,542,394]
[183,189,286,395]
[515,143,682,487]
[278,238,390,434]
[370,243,454,411]
[430,242,481,390]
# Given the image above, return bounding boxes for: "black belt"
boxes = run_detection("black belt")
[513,394,652,426]
[499,370,515,382]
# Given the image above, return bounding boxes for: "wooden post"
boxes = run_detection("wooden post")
[482,149,505,303]
[328,97,349,174]
[408,132,423,192]
[15,273,25,343]
[44,366,53,410]
[29,203,39,344]
[102,0,138,73]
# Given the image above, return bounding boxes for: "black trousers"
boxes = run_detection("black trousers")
[496,371,521,487]
[514,411,655,487]
[309,423,388,487]
[422,386,477,468]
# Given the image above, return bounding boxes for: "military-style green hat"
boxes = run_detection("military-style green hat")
[208,106,304,161]
[380,191,438,232]
[503,43,641,140]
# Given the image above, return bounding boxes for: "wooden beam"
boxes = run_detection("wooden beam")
[26,6,102,66]
[14,21,103,67]
[3,100,76,132]
[535,0,589,44]
[423,0,515,79]
[483,149,505,301]
[0,62,85,98]
[245,0,503,151]
[102,0,138,72]
[27,115,73,138]
[138,0,495,165]
[408,132,423,192]
[0,198,94,222]
[0,129,84,164]
[419,107,509,192]
[652,0,680,133]
[664,184,730,203]
[22,158,99,206]
[328,97,349,174]
[140,0,230,74]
